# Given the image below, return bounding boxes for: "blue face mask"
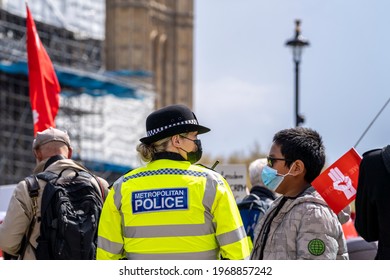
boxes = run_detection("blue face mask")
[261,165,291,192]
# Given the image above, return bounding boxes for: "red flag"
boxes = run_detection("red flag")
[342,218,358,240]
[312,148,362,214]
[26,5,61,136]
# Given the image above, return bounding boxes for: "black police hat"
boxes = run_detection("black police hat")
[140,104,210,144]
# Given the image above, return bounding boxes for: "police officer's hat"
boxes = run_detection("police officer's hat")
[140,104,210,144]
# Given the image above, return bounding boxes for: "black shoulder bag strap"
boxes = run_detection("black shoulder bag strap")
[19,175,40,259]
[43,155,66,171]
[71,160,108,201]
[36,171,61,220]
[88,172,106,201]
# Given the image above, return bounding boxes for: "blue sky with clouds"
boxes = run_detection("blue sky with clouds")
[194,0,390,165]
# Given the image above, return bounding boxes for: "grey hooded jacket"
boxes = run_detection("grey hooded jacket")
[250,186,349,260]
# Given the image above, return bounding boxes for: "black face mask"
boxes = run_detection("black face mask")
[180,137,203,164]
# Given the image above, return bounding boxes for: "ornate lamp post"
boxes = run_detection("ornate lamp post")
[285,19,310,127]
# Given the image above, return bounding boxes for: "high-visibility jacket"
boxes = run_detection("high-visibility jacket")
[97,155,250,260]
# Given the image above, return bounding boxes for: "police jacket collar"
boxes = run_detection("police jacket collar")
[153,152,186,161]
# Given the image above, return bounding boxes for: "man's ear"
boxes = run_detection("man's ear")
[33,149,43,162]
[67,147,73,159]
[292,159,305,176]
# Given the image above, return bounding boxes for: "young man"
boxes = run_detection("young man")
[97,104,250,260]
[250,127,348,260]
[0,127,109,259]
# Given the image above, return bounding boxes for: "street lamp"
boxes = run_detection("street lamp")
[285,19,310,127]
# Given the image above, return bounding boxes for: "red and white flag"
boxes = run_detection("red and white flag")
[26,5,61,136]
[312,148,362,214]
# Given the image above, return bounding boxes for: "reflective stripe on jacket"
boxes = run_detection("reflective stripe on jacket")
[97,159,250,260]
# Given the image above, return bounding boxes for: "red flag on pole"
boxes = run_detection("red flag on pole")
[26,5,61,136]
[312,147,362,214]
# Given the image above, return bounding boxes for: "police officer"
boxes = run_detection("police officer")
[97,104,250,260]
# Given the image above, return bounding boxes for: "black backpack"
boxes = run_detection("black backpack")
[237,194,273,242]
[32,168,104,260]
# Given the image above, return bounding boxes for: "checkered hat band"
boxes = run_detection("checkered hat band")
[146,119,199,137]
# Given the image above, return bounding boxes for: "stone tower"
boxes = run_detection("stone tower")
[105,0,194,109]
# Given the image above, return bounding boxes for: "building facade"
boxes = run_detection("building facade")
[105,0,194,109]
[0,6,154,185]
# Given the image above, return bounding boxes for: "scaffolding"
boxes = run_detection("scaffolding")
[0,8,155,185]
[1,0,105,39]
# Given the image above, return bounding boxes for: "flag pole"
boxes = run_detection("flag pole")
[354,96,390,148]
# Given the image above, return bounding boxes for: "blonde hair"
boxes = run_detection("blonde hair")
[136,136,171,162]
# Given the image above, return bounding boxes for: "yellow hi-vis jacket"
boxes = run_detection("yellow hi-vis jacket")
[97,157,251,260]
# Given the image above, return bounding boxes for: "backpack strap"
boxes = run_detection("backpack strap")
[25,175,40,199]
[19,175,40,259]
[95,176,106,201]
[39,168,106,202]
[36,171,64,219]
[68,161,107,201]
[248,193,261,201]
[77,170,106,201]
[43,155,66,171]
[36,170,59,182]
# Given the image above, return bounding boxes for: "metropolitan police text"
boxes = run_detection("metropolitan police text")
[132,188,188,213]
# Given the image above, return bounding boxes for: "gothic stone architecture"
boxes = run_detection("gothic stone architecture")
[106,0,194,109]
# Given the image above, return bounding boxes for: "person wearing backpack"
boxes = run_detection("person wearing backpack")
[0,127,109,260]
[237,158,277,244]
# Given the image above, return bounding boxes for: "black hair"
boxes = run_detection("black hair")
[273,127,325,183]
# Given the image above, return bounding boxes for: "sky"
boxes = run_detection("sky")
[193,0,390,165]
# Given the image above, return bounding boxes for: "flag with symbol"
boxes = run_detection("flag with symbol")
[312,147,362,214]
